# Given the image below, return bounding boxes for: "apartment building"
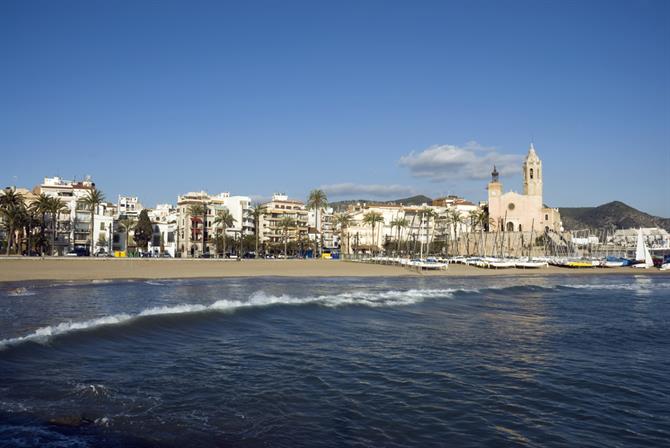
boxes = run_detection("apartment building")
[259,194,308,249]
[38,176,112,254]
[176,191,253,257]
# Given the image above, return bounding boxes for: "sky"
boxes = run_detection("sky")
[1,0,668,216]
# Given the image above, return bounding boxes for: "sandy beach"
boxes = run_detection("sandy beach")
[0,258,667,282]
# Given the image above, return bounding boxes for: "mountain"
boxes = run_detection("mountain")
[330,195,432,211]
[560,201,670,231]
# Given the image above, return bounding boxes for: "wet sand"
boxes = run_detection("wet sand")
[0,258,667,282]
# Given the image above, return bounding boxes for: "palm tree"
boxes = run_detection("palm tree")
[306,189,328,258]
[117,218,136,255]
[449,209,465,255]
[47,197,67,256]
[80,188,105,256]
[246,203,265,258]
[333,212,353,255]
[0,188,25,255]
[33,193,52,255]
[362,211,384,255]
[187,203,207,257]
[214,208,236,257]
[420,207,438,256]
[390,216,408,254]
[278,216,295,257]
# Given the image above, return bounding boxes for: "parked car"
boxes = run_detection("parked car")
[66,247,90,257]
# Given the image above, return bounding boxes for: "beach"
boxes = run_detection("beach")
[0,257,668,282]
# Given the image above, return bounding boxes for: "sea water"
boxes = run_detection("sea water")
[0,275,668,447]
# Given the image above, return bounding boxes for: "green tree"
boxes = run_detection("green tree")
[420,208,438,256]
[362,211,384,255]
[306,189,328,257]
[390,216,409,254]
[213,208,236,257]
[334,212,353,255]
[33,193,52,255]
[0,188,26,255]
[80,188,105,256]
[246,203,265,258]
[133,209,153,251]
[278,216,295,257]
[47,197,67,256]
[117,217,136,255]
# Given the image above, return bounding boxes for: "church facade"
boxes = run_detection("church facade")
[487,144,562,233]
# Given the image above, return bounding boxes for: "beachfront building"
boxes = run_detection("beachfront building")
[307,206,336,250]
[259,194,309,254]
[176,191,253,257]
[116,195,143,219]
[487,144,562,233]
[147,204,178,257]
[610,228,670,249]
[340,199,480,255]
[37,176,112,255]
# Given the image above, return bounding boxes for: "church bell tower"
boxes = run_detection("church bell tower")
[523,143,542,197]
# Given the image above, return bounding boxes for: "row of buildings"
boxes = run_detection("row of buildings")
[2,144,569,257]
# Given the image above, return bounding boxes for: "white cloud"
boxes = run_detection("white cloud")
[398,141,522,181]
[320,183,417,199]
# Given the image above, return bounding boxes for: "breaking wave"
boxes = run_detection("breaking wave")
[1,279,667,351]
[0,288,455,350]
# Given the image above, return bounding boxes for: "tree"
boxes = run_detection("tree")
[334,212,353,255]
[47,197,67,256]
[80,188,105,256]
[33,193,52,256]
[420,207,438,256]
[278,216,295,257]
[246,203,265,258]
[362,211,384,254]
[133,209,153,251]
[390,216,409,254]
[117,218,136,255]
[187,203,207,257]
[448,209,465,255]
[213,208,236,257]
[306,189,328,258]
[0,188,26,255]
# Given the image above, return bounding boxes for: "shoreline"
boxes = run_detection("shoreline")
[0,258,668,283]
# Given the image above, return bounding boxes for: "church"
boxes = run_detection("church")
[487,144,562,233]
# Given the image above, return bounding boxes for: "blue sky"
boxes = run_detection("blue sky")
[1,0,668,216]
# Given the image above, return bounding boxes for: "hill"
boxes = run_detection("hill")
[330,195,432,211]
[560,201,670,231]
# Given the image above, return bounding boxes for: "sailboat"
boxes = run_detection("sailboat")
[632,228,654,269]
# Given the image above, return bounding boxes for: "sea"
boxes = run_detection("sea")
[0,275,668,448]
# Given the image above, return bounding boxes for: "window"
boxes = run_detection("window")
[508,203,515,211]
[530,168,534,179]
[100,222,105,230]
[506,222,514,232]
[545,214,549,220]
[518,224,522,232]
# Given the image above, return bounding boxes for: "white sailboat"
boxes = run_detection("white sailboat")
[633,228,654,269]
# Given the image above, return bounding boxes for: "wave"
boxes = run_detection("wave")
[1,279,667,351]
[0,288,456,350]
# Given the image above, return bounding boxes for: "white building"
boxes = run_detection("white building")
[38,176,111,255]
[147,204,178,257]
[117,195,143,219]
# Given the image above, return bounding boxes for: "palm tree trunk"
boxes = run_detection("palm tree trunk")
[51,213,57,256]
[6,224,12,255]
[90,209,95,256]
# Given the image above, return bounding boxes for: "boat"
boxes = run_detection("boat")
[632,228,654,269]
[515,259,548,269]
